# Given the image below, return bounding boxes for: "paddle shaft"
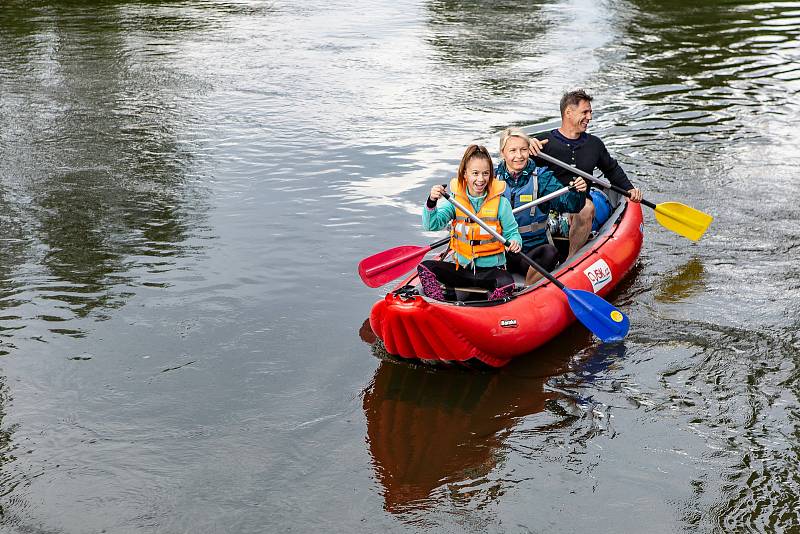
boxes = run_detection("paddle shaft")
[420,185,571,255]
[535,151,656,210]
[425,236,450,249]
[440,192,567,290]
[511,185,572,214]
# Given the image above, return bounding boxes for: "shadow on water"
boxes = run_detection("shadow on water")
[0,1,217,346]
[424,0,555,99]
[0,0,273,28]
[654,257,706,304]
[362,358,562,514]
[603,0,800,147]
[0,191,30,356]
[0,376,16,517]
[588,5,800,526]
[361,316,627,514]
[426,0,546,70]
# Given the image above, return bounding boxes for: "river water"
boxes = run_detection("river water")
[0,0,798,532]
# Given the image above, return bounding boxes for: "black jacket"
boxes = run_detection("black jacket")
[532,130,633,194]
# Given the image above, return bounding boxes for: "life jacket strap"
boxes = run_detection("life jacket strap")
[517,221,548,234]
[455,215,498,223]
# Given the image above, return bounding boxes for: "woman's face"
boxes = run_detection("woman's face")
[501,136,529,173]
[465,157,492,197]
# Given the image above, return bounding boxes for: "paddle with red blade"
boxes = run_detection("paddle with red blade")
[441,190,629,343]
[357,185,572,288]
[359,236,450,288]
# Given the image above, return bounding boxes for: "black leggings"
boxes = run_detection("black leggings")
[419,260,514,290]
[505,244,559,276]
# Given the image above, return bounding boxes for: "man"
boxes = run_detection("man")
[531,89,642,257]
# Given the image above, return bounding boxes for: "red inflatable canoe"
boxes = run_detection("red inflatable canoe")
[368,197,643,367]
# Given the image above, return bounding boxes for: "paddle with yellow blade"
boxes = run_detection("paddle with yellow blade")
[535,152,713,241]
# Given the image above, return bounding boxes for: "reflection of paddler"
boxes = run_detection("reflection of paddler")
[654,257,706,303]
[362,360,564,513]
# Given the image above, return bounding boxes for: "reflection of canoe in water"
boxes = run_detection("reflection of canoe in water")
[362,359,563,513]
[369,198,643,367]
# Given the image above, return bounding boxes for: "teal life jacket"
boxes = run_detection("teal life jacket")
[497,160,551,251]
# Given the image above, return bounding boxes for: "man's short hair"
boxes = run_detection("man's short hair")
[560,89,593,117]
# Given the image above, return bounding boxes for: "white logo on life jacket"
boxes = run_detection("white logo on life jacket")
[584,259,613,293]
[476,226,492,238]
[499,319,518,328]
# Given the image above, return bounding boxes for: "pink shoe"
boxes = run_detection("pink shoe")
[417,265,445,301]
[487,283,514,301]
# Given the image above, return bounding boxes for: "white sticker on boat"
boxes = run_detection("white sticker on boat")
[584,259,613,293]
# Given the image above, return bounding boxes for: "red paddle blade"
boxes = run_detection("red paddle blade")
[358,245,430,287]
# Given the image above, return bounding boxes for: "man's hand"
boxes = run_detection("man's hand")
[528,138,549,156]
[628,188,642,203]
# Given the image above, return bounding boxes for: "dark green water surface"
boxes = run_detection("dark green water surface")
[1,0,799,531]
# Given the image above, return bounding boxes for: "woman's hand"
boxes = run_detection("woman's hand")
[429,184,446,201]
[528,138,548,156]
[506,240,522,254]
[570,177,587,193]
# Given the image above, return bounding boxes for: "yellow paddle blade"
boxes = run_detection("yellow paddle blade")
[653,201,713,241]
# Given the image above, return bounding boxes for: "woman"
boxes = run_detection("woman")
[496,127,587,284]
[418,144,522,301]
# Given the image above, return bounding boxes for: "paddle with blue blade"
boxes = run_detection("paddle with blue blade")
[441,190,629,342]
[535,151,713,241]
[358,185,573,288]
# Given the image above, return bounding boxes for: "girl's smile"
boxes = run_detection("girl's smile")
[465,158,492,196]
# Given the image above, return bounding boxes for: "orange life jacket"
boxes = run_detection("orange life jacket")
[448,177,507,267]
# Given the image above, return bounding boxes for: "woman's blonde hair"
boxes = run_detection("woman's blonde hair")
[456,145,495,191]
[498,127,530,153]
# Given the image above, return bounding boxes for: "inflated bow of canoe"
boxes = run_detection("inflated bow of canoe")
[369,199,644,367]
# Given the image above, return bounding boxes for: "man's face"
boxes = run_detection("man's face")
[565,100,592,133]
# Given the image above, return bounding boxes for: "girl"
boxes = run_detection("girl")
[418,144,522,301]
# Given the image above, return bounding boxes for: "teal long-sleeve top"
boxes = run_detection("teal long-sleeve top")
[423,192,522,268]
[496,159,586,251]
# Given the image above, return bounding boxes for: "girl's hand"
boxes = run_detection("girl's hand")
[429,184,446,201]
[570,177,587,193]
[507,240,522,254]
[628,188,643,203]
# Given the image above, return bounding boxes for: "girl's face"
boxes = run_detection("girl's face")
[501,135,529,173]
[465,156,492,197]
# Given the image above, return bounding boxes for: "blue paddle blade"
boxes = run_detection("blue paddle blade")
[563,288,630,342]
